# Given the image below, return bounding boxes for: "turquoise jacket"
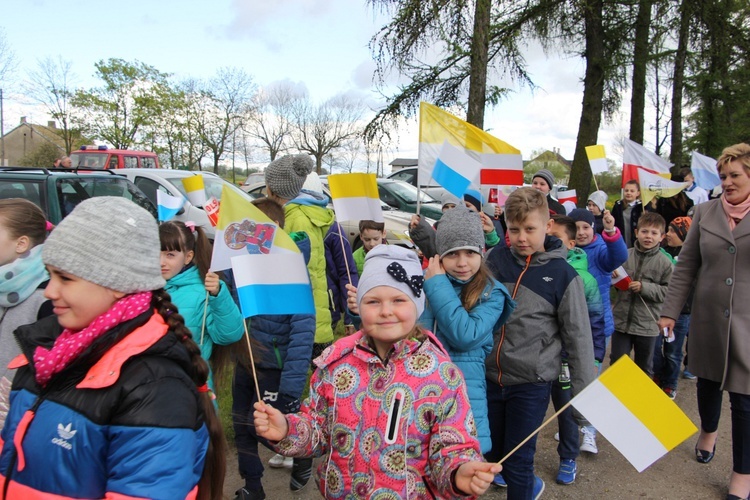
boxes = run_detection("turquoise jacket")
[285,193,335,345]
[420,273,515,453]
[165,265,244,389]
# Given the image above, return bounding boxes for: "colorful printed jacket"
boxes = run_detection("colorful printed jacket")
[274,330,483,499]
[0,312,208,500]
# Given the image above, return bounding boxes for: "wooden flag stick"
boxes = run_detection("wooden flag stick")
[199,291,209,347]
[243,319,262,401]
[333,219,353,287]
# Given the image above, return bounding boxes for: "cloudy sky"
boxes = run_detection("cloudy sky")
[1,0,638,168]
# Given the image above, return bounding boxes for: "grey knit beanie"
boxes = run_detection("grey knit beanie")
[533,169,555,190]
[265,154,314,200]
[43,197,165,293]
[436,206,484,258]
[357,245,425,317]
[569,208,595,227]
[588,190,607,212]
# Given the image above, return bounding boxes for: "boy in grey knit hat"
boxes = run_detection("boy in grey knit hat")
[531,169,565,215]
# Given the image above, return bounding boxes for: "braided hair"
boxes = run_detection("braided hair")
[151,289,226,500]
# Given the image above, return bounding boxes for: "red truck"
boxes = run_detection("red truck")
[70,145,160,169]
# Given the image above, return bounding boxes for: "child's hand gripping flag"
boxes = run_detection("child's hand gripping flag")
[328,173,383,222]
[570,356,697,472]
[611,266,632,291]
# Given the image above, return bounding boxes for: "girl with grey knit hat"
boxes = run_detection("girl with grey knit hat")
[0,197,225,499]
[420,206,515,455]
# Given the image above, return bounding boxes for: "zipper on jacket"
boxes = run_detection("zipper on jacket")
[496,254,532,385]
[625,251,644,332]
[2,394,45,498]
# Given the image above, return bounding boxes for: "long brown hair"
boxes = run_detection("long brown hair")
[459,261,494,312]
[151,289,226,500]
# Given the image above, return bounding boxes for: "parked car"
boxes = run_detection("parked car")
[115,168,255,241]
[243,181,430,250]
[70,145,160,169]
[240,173,265,191]
[377,178,444,220]
[387,166,450,202]
[0,167,157,222]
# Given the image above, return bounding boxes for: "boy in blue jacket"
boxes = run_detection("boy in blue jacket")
[485,188,595,499]
[231,198,315,500]
[568,207,627,454]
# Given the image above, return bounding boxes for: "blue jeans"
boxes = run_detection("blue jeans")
[551,379,579,460]
[653,314,689,391]
[486,381,552,499]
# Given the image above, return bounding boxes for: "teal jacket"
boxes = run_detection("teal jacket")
[165,265,244,389]
[285,193,335,345]
[420,273,515,453]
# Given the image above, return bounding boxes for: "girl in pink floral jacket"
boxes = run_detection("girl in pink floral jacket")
[254,245,500,498]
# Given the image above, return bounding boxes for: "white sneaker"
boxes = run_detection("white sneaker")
[580,427,598,454]
[269,454,294,469]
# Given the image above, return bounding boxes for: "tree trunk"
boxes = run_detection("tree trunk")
[466,0,491,129]
[669,0,690,167]
[629,0,652,144]
[569,0,605,206]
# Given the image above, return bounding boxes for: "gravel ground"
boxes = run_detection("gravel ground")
[223,374,733,499]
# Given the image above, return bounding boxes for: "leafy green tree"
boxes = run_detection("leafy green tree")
[18,142,62,168]
[72,58,170,149]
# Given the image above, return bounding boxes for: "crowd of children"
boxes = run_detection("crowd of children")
[0,153,720,500]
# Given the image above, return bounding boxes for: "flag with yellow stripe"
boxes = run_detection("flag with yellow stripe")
[571,355,697,472]
[328,173,383,222]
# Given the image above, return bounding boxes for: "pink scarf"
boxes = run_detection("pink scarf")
[34,292,152,387]
[721,193,750,230]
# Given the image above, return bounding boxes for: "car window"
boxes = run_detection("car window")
[141,157,157,169]
[390,170,416,185]
[124,156,138,168]
[134,176,172,206]
[108,156,119,169]
[70,153,108,169]
[0,180,44,210]
[382,181,438,204]
[56,177,158,219]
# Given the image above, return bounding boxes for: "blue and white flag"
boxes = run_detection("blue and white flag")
[431,141,482,199]
[231,253,314,317]
[691,151,721,190]
[156,191,185,222]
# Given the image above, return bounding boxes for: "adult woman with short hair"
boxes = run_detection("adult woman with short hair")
[659,143,750,500]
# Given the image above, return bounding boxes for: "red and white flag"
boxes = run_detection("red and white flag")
[557,189,577,205]
[611,266,632,291]
[622,139,672,188]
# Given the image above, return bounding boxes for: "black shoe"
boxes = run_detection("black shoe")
[727,495,747,500]
[290,458,313,492]
[695,443,716,464]
[234,486,266,500]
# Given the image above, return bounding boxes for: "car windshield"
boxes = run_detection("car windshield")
[70,153,108,169]
[165,174,250,202]
[384,181,439,203]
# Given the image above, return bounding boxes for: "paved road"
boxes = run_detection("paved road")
[223,375,732,499]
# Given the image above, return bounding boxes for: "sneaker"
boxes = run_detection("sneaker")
[556,459,577,485]
[533,475,545,499]
[663,387,677,400]
[290,457,313,492]
[234,487,266,500]
[491,473,507,488]
[683,370,697,380]
[269,453,293,469]
[580,427,598,454]
[554,432,560,442]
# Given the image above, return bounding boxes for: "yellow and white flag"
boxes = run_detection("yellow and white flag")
[328,173,383,222]
[585,145,609,174]
[182,175,207,207]
[571,356,697,472]
[210,186,299,272]
[637,168,690,207]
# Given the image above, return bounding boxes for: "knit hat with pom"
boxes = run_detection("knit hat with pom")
[265,154,314,200]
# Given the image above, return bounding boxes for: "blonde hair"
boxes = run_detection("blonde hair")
[717,143,750,174]
[504,187,549,224]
